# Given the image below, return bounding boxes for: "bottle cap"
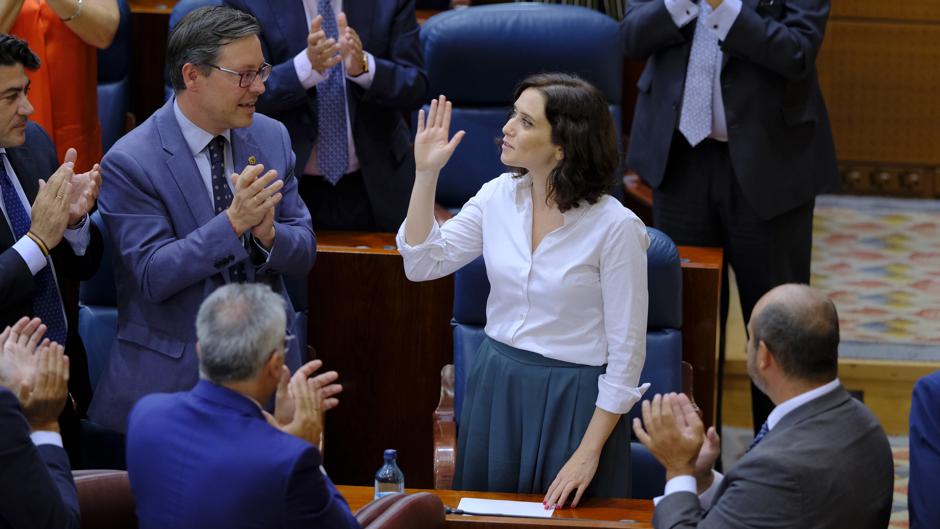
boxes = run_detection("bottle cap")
[384,448,397,459]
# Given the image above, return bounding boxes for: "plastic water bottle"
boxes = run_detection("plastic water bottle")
[373,449,405,499]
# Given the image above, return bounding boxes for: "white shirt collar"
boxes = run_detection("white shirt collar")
[173,99,231,156]
[766,378,841,430]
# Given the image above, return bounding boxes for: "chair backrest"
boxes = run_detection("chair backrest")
[97,0,132,153]
[73,470,138,529]
[450,227,682,498]
[419,3,624,210]
[79,212,118,391]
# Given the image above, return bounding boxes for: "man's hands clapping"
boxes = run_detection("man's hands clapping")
[0,317,69,433]
[306,12,367,76]
[265,359,343,448]
[225,164,283,247]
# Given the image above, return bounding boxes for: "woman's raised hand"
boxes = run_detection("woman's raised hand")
[414,95,465,175]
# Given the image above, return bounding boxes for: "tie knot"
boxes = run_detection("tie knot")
[209,135,226,154]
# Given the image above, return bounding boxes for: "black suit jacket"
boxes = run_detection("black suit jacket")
[621,0,840,219]
[0,122,103,413]
[223,0,429,231]
[0,388,80,529]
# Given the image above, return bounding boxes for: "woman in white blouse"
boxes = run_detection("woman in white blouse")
[398,73,649,507]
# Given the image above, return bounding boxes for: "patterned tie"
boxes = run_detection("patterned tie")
[678,1,719,147]
[207,136,246,283]
[0,154,67,345]
[316,0,349,184]
[746,420,770,453]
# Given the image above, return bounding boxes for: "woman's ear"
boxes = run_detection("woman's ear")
[555,146,565,161]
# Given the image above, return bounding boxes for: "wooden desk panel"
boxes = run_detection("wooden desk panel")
[338,486,654,529]
[312,233,721,487]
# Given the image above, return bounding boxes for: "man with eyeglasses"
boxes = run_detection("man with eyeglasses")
[126,282,354,529]
[224,0,428,232]
[88,7,317,435]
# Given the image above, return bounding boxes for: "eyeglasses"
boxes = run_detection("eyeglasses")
[283,333,296,351]
[204,62,272,88]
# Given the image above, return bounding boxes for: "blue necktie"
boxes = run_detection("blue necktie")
[0,154,67,345]
[207,136,246,283]
[316,0,349,184]
[746,420,770,453]
[678,2,719,147]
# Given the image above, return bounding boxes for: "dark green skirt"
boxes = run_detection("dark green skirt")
[453,336,631,497]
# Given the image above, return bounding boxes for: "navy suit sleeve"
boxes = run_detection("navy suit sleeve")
[285,446,360,529]
[358,0,428,111]
[910,372,940,529]
[52,221,104,282]
[0,248,36,313]
[620,0,689,60]
[721,0,830,81]
[0,389,80,529]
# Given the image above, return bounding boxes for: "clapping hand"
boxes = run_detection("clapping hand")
[632,393,705,481]
[337,13,367,77]
[307,16,342,74]
[414,95,465,176]
[266,359,342,447]
[226,164,283,236]
[0,316,69,432]
[63,148,102,225]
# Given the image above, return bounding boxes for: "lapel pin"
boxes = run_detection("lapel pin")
[247,155,257,165]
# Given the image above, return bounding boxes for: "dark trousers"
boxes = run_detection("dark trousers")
[299,170,377,232]
[653,134,814,434]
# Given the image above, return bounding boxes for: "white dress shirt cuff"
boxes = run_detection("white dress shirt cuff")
[595,379,650,415]
[705,0,742,40]
[654,475,697,506]
[13,235,48,275]
[30,430,64,448]
[396,219,446,258]
[294,49,329,90]
[664,0,699,28]
[63,214,91,256]
[698,470,724,508]
[348,52,376,89]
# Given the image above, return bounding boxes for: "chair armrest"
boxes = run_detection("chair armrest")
[356,492,445,529]
[433,364,456,490]
[72,470,138,529]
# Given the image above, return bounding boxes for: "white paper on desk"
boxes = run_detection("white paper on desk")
[456,498,555,518]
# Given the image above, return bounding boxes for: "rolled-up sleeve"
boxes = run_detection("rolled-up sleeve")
[596,218,650,414]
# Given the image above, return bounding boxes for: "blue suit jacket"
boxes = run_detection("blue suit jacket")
[223,0,428,231]
[127,380,360,529]
[621,0,839,220]
[0,388,79,529]
[910,371,940,529]
[88,99,316,432]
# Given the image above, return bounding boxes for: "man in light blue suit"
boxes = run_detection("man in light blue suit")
[127,283,356,529]
[88,6,317,433]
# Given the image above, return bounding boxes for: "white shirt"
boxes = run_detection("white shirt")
[0,148,90,332]
[665,0,743,142]
[656,378,843,506]
[397,173,651,414]
[293,0,376,177]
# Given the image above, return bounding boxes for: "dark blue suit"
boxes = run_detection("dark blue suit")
[0,388,79,529]
[910,370,940,529]
[223,0,428,231]
[621,0,840,429]
[127,379,360,529]
[88,100,316,433]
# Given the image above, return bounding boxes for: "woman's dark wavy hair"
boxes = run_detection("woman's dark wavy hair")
[509,73,618,213]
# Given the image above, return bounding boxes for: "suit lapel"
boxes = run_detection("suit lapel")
[2,145,40,249]
[265,0,309,57]
[155,99,216,231]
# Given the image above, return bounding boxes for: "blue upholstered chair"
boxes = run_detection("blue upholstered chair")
[432,227,686,499]
[419,3,625,212]
[97,0,132,153]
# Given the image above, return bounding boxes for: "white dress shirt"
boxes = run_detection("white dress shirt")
[397,173,651,414]
[665,0,743,142]
[293,0,376,177]
[656,378,843,506]
[0,148,90,332]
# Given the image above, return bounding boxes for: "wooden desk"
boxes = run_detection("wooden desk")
[337,486,654,529]
[311,233,721,488]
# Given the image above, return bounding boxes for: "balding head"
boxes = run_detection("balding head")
[749,284,839,383]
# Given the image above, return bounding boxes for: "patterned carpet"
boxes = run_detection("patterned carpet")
[812,195,940,361]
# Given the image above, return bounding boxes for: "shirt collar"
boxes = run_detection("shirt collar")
[512,171,590,226]
[766,378,841,430]
[173,99,231,156]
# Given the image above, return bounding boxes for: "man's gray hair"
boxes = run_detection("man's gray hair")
[196,283,286,383]
[166,5,261,92]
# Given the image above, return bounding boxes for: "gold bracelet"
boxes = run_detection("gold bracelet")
[26,231,50,257]
[61,0,84,22]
